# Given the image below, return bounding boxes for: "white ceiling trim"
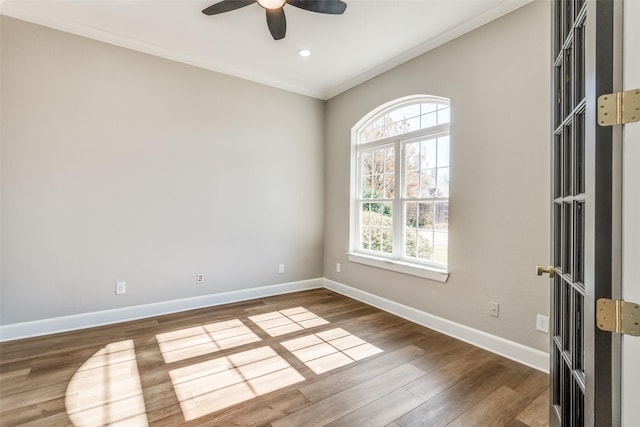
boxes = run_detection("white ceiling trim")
[324,0,532,99]
[0,2,326,98]
[0,0,533,100]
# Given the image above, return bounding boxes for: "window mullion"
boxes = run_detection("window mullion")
[355,150,362,251]
[394,140,404,259]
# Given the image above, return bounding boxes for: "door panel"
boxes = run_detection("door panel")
[550,0,621,425]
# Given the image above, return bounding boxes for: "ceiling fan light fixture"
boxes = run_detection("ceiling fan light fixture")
[257,0,287,9]
[202,0,347,40]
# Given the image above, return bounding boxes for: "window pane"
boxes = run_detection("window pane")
[389,104,421,123]
[361,175,372,198]
[372,174,384,198]
[372,125,385,141]
[406,171,419,198]
[437,106,451,124]
[361,147,395,199]
[405,116,420,134]
[421,103,437,114]
[406,142,419,170]
[420,139,437,169]
[361,150,371,170]
[382,203,393,226]
[360,203,371,250]
[405,230,417,258]
[406,202,418,229]
[385,147,395,172]
[417,231,433,260]
[362,226,371,249]
[373,116,385,130]
[374,150,385,173]
[359,102,449,144]
[420,111,437,128]
[387,116,419,136]
[358,124,373,144]
[434,202,448,231]
[418,202,433,229]
[370,230,381,251]
[382,229,393,254]
[437,168,450,197]
[360,202,393,254]
[384,173,395,198]
[420,168,437,198]
[437,136,450,167]
[434,232,448,264]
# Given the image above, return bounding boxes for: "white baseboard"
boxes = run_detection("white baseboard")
[0,276,550,373]
[0,278,323,342]
[323,278,549,373]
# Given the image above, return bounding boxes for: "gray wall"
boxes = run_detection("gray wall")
[2,1,552,353]
[323,1,551,351]
[1,16,325,324]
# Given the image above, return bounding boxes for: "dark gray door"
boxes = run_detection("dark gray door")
[550,0,621,425]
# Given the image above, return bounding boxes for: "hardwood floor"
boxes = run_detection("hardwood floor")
[0,289,549,426]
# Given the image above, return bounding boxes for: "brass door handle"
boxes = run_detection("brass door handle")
[536,265,555,278]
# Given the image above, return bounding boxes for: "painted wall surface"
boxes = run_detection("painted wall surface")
[323,1,551,351]
[1,16,325,324]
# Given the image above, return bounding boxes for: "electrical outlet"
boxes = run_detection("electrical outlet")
[536,314,550,333]
[196,273,205,284]
[489,302,499,317]
[116,281,126,295]
[278,264,285,274]
[336,263,341,273]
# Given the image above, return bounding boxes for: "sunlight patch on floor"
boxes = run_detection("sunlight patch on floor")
[169,345,305,421]
[248,307,329,337]
[155,319,261,363]
[65,340,149,426]
[281,328,383,374]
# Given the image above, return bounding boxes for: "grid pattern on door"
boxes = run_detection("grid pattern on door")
[552,0,587,425]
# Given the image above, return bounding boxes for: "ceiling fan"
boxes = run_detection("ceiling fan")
[202,0,347,40]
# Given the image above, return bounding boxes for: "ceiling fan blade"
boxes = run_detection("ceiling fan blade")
[266,8,286,40]
[287,0,347,14]
[202,0,255,15]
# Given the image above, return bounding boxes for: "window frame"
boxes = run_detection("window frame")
[348,95,450,283]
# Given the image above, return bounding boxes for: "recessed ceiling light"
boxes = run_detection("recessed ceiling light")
[298,49,311,57]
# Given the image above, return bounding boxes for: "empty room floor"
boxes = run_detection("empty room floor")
[0,289,549,426]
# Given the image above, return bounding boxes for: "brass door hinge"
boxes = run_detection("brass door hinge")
[598,89,640,126]
[596,299,640,336]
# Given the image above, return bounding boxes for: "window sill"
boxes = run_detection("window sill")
[346,252,449,283]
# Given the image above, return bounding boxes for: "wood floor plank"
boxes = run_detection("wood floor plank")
[396,361,529,427]
[0,396,67,426]
[447,385,522,427]
[272,363,426,427]
[0,290,548,427]
[404,347,497,402]
[299,344,425,402]
[515,388,550,427]
[193,389,311,427]
[407,334,476,373]
[505,419,531,427]
[326,387,424,427]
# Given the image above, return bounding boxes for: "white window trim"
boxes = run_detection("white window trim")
[346,252,450,282]
[349,95,451,282]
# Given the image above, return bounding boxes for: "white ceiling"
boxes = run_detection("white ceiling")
[0,0,532,99]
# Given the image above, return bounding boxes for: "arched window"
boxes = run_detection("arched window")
[349,95,450,281]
